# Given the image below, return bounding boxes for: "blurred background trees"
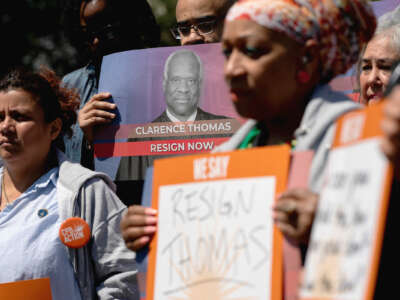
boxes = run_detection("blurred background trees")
[0,0,178,77]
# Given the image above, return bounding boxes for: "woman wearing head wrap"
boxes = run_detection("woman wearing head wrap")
[218,0,376,244]
[120,0,376,251]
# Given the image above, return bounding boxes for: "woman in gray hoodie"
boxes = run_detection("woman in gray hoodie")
[0,67,138,299]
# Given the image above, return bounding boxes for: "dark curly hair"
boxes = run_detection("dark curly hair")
[0,67,80,150]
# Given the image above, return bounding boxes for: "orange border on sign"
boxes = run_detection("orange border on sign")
[302,101,393,300]
[0,278,52,300]
[146,144,291,300]
[363,162,393,300]
[333,102,384,148]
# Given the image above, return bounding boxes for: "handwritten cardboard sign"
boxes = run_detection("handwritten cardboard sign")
[0,278,52,300]
[300,102,393,300]
[146,145,291,300]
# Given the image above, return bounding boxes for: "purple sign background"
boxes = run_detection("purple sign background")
[96,43,241,177]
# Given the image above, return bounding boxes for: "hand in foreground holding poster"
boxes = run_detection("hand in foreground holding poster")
[300,102,393,300]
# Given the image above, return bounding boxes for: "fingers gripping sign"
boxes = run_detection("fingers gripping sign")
[273,188,319,245]
[78,92,116,143]
[120,205,158,252]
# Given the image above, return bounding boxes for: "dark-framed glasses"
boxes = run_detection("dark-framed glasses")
[170,18,217,40]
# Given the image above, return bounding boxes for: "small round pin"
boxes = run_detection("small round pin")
[59,217,91,248]
[38,209,48,218]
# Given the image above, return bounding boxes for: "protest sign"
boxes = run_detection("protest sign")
[300,102,393,300]
[0,278,52,300]
[144,145,291,300]
[94,43,242,180]
[284,151,314,300]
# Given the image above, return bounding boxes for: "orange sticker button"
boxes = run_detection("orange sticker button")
[59,217,91,248]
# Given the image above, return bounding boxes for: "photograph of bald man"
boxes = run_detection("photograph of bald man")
[154,49,227,122]
[116,49,229,184]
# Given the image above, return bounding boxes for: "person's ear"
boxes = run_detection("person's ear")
[296,39,321,84]
[49,118,62,141]
[302,39,320,75]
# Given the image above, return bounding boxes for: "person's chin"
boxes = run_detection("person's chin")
[233,104,262,120]
[171,104,196,114]
[368,98,381,106]
[0,149,21,163]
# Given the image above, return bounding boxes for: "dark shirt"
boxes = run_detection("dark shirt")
[62,64,98,169]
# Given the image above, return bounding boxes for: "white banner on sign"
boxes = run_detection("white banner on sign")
[301,138,388,300]
[154,176,276,300]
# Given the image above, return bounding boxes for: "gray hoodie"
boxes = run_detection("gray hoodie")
[214,85,361,191]
[56,150,139,300]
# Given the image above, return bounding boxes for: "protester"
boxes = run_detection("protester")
[62,0,160,169]
[171,0,237,45]
[357,24,400,105]
[0,68,138,299]
[121,0,376,251]
[78,0,237,162]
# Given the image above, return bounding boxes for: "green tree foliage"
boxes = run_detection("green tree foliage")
[0,0,178,77]
[148,0,179,47]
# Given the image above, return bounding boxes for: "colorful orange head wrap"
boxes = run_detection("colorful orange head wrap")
[226,0,377,81]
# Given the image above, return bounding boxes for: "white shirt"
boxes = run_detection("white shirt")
[166,108,197,122]
[0,167,82,300]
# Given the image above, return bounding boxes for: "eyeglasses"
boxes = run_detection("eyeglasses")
[170,19,217,40]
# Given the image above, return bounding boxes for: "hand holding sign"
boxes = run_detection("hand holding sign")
[120,205,158,251]
[274,188,319,245]
[78,92,116,144]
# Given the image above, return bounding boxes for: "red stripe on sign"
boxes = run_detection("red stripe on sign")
[94,137,229,158]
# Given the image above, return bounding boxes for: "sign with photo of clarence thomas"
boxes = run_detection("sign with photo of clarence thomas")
[94,43,242,181]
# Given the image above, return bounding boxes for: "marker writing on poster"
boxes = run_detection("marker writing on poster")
[170,183,251,225]
[159,180,272,294]
[302,264,367,294]
[303,168,374,295]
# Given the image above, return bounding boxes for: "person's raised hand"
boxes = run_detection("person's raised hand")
[120,205,157,252]
[272,188,318,245]
[78,92,116,143]
[381,86,400,178]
